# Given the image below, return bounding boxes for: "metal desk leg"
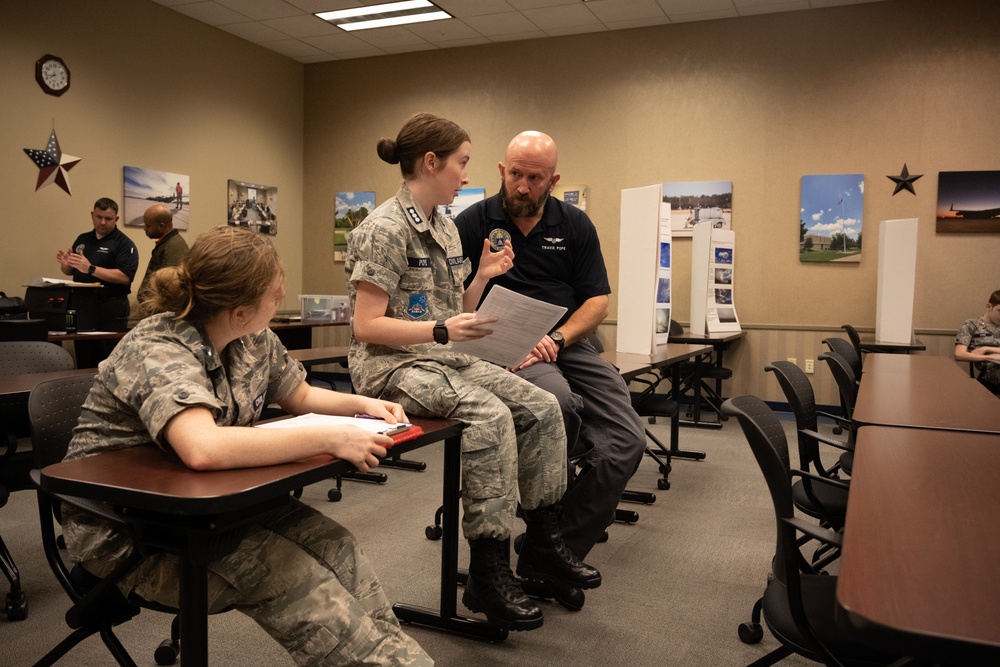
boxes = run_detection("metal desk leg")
[393,434,508,642]
[670,362,706,461]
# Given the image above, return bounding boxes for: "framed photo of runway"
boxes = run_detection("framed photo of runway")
[122,166,190,230]
[935,170,1000,233]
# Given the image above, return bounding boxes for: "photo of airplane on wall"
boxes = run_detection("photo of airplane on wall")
[936,170,1000,233]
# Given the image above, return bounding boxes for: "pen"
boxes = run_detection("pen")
[354,413,379,420]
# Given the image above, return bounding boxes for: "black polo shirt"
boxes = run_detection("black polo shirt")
[455,193,610,328]
[69,226,139,298]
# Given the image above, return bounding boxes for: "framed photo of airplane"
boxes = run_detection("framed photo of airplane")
[936,170,1000,233]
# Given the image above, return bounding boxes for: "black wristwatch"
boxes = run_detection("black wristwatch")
[433,319,449,344]
[87,264,96,275]
[550,330,565,350]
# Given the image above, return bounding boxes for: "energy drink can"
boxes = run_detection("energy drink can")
[65,309,77,333]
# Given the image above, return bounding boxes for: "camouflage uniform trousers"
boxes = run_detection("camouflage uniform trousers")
[381,359,568,541]
[71,499,432,667]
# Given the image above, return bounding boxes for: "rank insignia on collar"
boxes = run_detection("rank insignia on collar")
[489,228,512,252]
[406,206,423,225]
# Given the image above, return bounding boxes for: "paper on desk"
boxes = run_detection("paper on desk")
[256,413,410,434]
[451,285,567,368]
[26,277,102,287]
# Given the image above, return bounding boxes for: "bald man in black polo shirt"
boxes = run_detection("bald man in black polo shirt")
[455,131,645,611]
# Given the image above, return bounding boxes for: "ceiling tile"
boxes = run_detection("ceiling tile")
[218,20,291,41]
[656,0,735,14]
[521,4,603,30]
[214,0,302,20]
[260,14,343,37]
[432,0,519,18]
[462,11,540,36]
[170,1,250,25]
[585,0,668,24]
[348,26,433,48]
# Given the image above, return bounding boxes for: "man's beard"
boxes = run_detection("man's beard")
[500,179,547,218]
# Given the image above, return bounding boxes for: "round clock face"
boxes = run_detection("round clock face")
[36,55,70,96]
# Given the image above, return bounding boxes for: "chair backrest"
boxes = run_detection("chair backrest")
[0,318,50,342]
[0,341,75,376]
[668,319,684,338]
[818,351,857,420]
[720,395,795,580]
[29,373,96,469]
[822,337,861,380]
[764,361,823,471]
[840,324,863,360]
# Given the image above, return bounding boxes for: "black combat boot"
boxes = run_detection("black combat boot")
[516,505,602,590]
[514,533,586,611]
[463,538,544,631]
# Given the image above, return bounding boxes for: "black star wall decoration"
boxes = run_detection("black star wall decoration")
[887,163,922,196]
[23,129,81,195]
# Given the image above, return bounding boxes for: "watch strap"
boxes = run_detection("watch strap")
[433,319,449,344]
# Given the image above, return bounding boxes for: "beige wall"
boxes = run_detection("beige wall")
[2,0,305,313]
[302,0,999,402]
[3,0,995,403]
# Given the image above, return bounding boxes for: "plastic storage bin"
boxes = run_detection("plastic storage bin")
[299,294,349,323]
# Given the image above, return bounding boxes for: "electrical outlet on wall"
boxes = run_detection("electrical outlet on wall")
[805,359,814,374]
[787,358,797,365]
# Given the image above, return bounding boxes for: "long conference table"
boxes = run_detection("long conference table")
[837,353,1000,664]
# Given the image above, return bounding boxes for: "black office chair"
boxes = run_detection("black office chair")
[0,318,49,342]
[840,324,863,363]
[817,351,859,476]
[822,338,861,383]
[0,341,75,621]
[28,374,206,666]
[722,395,900,667]
[629,370,676,491]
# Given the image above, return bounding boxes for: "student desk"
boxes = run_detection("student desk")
[39,417,506,666]
[856,336,925,354]
[667,329,745,429]
[853,354,1000,433]
[287,345,349,368]
[0,367,96,398]
[268,321,347,350]
[837,426,1000,664]
[603,343,713,463]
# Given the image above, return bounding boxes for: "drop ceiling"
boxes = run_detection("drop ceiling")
[150,0,888,64]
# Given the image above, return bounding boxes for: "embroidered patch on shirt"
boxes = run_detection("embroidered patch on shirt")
[408,256,431,268]
[407,294,429,319]
[447,256,464,266]
[253,391,266,412]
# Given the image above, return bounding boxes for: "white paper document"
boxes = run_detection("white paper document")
[26,277,102,287]
[256,413,409,434]
[451,285,567,368]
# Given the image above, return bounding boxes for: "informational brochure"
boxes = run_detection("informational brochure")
[256,413,409,435]
[451,285,567,368]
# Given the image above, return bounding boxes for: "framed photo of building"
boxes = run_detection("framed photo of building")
[800,174,863,263]
[334,191,375,261]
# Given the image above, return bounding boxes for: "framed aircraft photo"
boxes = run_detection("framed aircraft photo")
[936,170,1000,233]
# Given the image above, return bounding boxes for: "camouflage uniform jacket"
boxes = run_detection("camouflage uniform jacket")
[956,316,1000,387]
[63,313,305,566]
[345,183,478,397]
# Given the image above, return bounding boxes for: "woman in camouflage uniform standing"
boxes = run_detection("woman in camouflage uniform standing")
[346,113,601,631]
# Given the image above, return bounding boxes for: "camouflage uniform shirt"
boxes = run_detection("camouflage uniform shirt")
[345,183,477,397]
[956,316,1000,388]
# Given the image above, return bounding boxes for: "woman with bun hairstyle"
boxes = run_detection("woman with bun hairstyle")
[346,113,601,632]
[63,225,433,666]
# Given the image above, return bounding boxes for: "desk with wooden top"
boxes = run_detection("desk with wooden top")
[0,367,96,398]
[40,416,505,666]
[837,426,1000,664]
[853,353,1000,433]
[667,329,745,428]
[856,336,925,354]
[602,343,713,468]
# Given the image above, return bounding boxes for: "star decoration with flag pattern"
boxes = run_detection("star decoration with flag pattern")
[887,163,922,196]
[23,129,81,195]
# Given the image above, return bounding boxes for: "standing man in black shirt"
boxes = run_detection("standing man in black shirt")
[455,131,645,611]
[56,197,139,365]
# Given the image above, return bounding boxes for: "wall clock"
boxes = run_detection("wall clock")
[36,54,70,96]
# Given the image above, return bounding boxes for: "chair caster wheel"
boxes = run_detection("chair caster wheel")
[738,621,764,644]
[833,427,843,435]
[154,638,179,665]
[659,463,672,474]
[5,591,27,620]
[425,525,443,540]
[657,479,670,490]
[327,489,342,502]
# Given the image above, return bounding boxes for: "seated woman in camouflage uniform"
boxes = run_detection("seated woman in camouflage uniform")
[62,225,432,666]
[345,113,601,632]
[955,288,1000,394]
